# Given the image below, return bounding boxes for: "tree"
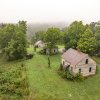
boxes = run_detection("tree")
[77,27,96,55]
[0,21,27,60]
[90,22,97,33]
[48,55,51,68]
[64,21,85,49]
[18,21,27,34]
[5,25,27,60]
[31,31,45,44]
[95,30,100,56]
[0,24,16,50]
[44,27,60,49]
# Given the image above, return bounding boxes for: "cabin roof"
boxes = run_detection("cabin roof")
[62,48,88,66]
[35,40,43,45]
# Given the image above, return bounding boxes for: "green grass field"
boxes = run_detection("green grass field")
[0,47,100,100]
[25,47,100,100]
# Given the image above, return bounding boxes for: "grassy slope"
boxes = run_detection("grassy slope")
[26,48,100,100]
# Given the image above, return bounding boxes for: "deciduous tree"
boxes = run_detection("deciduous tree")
[77,27,96,55]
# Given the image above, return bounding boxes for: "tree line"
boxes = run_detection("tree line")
[0,20,99,61]
[32,21,100,56]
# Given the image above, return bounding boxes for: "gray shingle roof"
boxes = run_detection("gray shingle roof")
[62,48,88,66]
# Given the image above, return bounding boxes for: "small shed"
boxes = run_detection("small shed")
[43,46,58,55]
[34,40,45,48]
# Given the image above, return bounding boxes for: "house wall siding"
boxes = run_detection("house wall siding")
[62,57,96,76]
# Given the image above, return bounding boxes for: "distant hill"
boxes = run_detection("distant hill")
[27,22,68,40]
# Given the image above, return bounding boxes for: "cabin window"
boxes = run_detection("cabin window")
[67,65,70,69]
[89,67,92,72]
[86,59,88,64]
[65,65,70,71]
[54,49,55,52]
[79,68,81,73]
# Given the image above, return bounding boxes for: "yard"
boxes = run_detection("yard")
[0,47,100,100]
[25,47,100,100]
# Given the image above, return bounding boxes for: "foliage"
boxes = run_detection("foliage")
[58,69,75,81]
[90,21,100,33]
[90,22,97,33]
[44,27,60,49]
[0,21,27,60]
[77,27,96,55]
[58,70,84,81]
[95,30,100,56]
[0,62,29,100]
[31,31,45,44]
[64,21,85,49]
[0,24,16,50]
[75,73,84,81]
[26,53,34,59]
[58,65,84,81]
[18,21,27,34]
[48,55,51,68]
[63,21,99,56]
[38,49,45,55]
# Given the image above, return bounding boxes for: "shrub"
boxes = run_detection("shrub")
[75,73,84,81]
[58,69,84,81]
[0,62,29,99]
[26,53,34,59]
[66,70,75,81]
[58,70,75,81]
[38,49,46,55]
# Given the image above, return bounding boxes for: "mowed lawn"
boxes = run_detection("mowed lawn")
[26,48,100,100]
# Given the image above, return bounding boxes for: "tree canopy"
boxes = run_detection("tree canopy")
[77,27,96,55]
[44,27,60,49]
[0,21,27,60]
[95,30,100,56]
[63,21,85,49]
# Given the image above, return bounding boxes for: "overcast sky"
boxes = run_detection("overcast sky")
[0,0,100,24]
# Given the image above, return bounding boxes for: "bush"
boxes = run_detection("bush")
[75,73,84,81]
[38,49,46,55]
[0,63,29,99]
[58,70,84,81]
[66,70,75,80]
[26,53,34,59]
[58,70,75,81]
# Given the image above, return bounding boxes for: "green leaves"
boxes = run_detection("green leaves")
[44,27,60,49]
[64,21,85,49]
[63,21,97,55]
[95,30,100,56]
[0,21,27,60]
[77,27,96,54]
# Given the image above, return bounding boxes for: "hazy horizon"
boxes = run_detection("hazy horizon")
[0,0,100,24]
